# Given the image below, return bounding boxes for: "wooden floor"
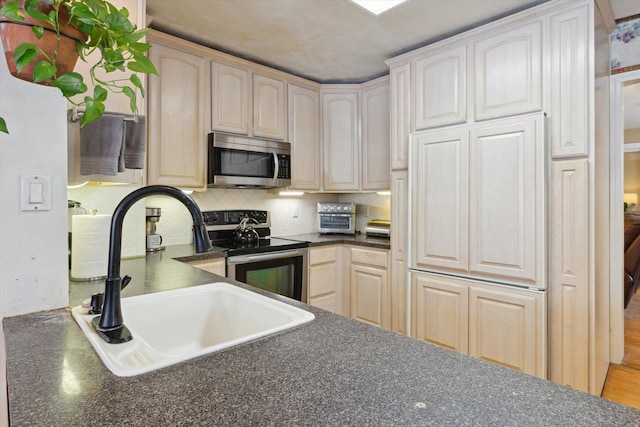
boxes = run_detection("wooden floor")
[601,292,640,408]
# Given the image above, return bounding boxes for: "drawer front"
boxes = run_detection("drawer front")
[351,247,388,268]
[309,245,339,266]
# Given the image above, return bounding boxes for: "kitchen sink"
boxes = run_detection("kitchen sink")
[71,282,315,377]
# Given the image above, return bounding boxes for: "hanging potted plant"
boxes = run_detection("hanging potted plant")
[0,0,157,134]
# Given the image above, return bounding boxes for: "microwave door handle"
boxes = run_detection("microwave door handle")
[272,152,279,184]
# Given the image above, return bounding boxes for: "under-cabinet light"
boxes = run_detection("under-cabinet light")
[279,190,304,197]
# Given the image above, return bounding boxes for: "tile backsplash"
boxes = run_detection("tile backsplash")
[68,186,391,257]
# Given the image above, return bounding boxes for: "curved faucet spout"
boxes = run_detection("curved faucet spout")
[92,185,213,344]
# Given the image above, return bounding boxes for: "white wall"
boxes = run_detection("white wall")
[0,52,69,319]
[0,43,70,425]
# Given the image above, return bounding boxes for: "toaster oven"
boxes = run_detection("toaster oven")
[317,202,356,234]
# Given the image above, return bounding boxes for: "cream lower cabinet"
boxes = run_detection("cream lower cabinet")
[308,245,342,313]
[186,258,226,277]
[411,271,546,378]
[348,247,390,329]
[390,171,408,335]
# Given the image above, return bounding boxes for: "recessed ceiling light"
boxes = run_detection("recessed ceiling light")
[349,0,408,16]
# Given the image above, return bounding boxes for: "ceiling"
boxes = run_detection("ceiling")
[146,0,550,84]
[146,0,640,126]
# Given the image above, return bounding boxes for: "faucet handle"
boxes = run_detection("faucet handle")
[89,293,103,315]
[121,275,132,290]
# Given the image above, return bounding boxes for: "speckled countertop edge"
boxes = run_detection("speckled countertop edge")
[6,241,640,426]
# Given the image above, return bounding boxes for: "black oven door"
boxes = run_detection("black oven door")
[227,249,308,301]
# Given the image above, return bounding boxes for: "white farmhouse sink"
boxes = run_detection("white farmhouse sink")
[71,282,314,377]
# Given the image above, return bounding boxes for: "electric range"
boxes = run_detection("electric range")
[201,210,309,301]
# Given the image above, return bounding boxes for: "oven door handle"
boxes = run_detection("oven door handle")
[227,249,306,264]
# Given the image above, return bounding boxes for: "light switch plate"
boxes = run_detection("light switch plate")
[21,175,51,211]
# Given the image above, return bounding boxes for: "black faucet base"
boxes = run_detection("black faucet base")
[91,317,133,344]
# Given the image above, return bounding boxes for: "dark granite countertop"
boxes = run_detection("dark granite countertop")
[280,232,391,250]
[5,249,640,426]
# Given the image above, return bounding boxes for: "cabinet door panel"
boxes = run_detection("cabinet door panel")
[549,159,589,391]
[469,114,544,285]
[391,171,409,334]
[288,84,321,190]
[411,272,469,353]
[350,264,388,328]
[415,45,467,129]
[147,43,206,189]
[253,74,287,140]
[322,92,360,191]
[390,63,411,170]
[411,128,469,272]
[362,83,390,190]
[211,62,250,135]
[474,21,542,120]
[469,284,545,377]
[549,5,589,158]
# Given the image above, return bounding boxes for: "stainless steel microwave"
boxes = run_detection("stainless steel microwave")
[207,132,292,188]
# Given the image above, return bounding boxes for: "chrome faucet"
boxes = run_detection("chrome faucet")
[92,185,213,344]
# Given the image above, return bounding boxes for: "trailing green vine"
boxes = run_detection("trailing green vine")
[0,0,157,134]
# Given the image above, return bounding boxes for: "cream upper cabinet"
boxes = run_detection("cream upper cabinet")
[474,21,542,121]
[322,90,360,191]
[288,84,321,190]
[415,44,467,130]
[211,63,287,140]
[361,78,390,191]
[308,245,342,313]
[253,74,287,140]
[411,127,469,273]
[147,36,207,189]
[411,271,546,378]
[411,113,544,287]
[348,247,390,329]
[549,4,589,158]
[389,63,411,170]
[211,61,250,135]
[468,114,545,285]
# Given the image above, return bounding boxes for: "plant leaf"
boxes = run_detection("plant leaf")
[13,43,37,73]
[0,116,8,134]
[26,9,50,23]
[0,1,25,21]
[81,97,105,126]
[69,3,97,20]
[130,74,144,97]
[33,60,56,83]
[105,11,134,34]
[31,25,44,40]
[122,86,137,113]
[51,72,87,97]
[93,84,107,102]
[128,54,157,75]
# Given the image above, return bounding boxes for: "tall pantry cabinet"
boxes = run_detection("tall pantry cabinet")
[386,0,612,394]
